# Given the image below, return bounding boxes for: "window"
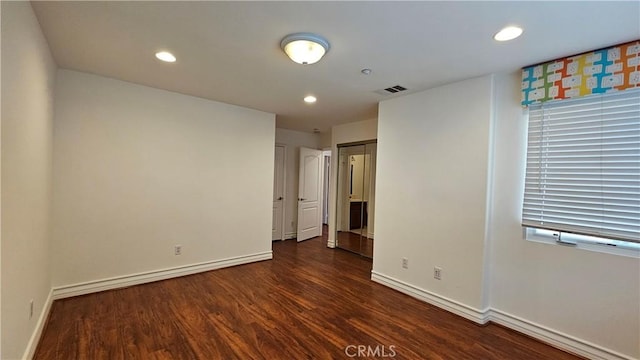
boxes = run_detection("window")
[522,89,640,252]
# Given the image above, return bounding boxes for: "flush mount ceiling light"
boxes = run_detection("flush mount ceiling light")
[304,95,317,103]
[493,26,523,41]
[281,33,330,65]
[155,51,176,63]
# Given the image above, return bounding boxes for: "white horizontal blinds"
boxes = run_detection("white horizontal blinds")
[523,89,640,243]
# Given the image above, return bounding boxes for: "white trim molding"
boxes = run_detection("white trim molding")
[275,143,288,242]
[372,270,636,360]
[23,289,54,360]
[489,309,636,360]
[284,232,297,240]
[52,251,272,300]
[371,271,491,324]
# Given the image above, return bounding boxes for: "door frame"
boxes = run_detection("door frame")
[322,150,331,225]
[274,144,287,241]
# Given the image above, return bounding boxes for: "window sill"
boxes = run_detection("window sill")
[524,228,640,259]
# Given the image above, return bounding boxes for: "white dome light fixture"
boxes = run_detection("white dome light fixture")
[304,95,317,103]
[281,33,330,65]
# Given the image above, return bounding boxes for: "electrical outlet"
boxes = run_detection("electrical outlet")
[29,300,34,319]
[434,266,442,280]
[174,245,182,256]
[402,258,409,269]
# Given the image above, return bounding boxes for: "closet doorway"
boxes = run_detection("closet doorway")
[336,141,376,258]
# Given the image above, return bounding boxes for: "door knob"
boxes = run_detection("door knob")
[299,198,306,201]
[277,197,283,200]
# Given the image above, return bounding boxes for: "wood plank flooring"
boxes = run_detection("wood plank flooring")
[34,234,581,359]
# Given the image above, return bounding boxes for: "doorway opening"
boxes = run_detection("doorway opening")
[335,141,376,258]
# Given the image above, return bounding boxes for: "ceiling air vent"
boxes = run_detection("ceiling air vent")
[374,85,408,96]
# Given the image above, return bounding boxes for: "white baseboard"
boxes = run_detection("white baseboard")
[22,288,53,360]
[52,251,272,299]
[489,309,635,360]
[370,271,490,324]
[372,270,636,360]
[284,232,297,240]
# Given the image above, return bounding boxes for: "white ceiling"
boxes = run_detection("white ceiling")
[32,1,640,133]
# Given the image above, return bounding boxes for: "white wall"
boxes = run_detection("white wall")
[327,118,377,247]
[318,130,332,149]
[1,2,56,358]
[372,71,639,359]
[489,73,640,359]
[52,70,275,287]
[331,118,378,147]
[373,76,493,311]
[274,128,319,238]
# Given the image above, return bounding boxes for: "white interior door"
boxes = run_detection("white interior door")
[297,147,323,241]
[272,145,285,241]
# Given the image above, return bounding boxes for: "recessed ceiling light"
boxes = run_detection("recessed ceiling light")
[304,95,317,103]
[361,68,372,75]
[493,26,523,41]
[155,51,176,63]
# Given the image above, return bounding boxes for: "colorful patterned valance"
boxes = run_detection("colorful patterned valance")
[521,40,640,106]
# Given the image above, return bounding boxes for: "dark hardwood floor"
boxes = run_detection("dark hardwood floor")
[34,233,581,359]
